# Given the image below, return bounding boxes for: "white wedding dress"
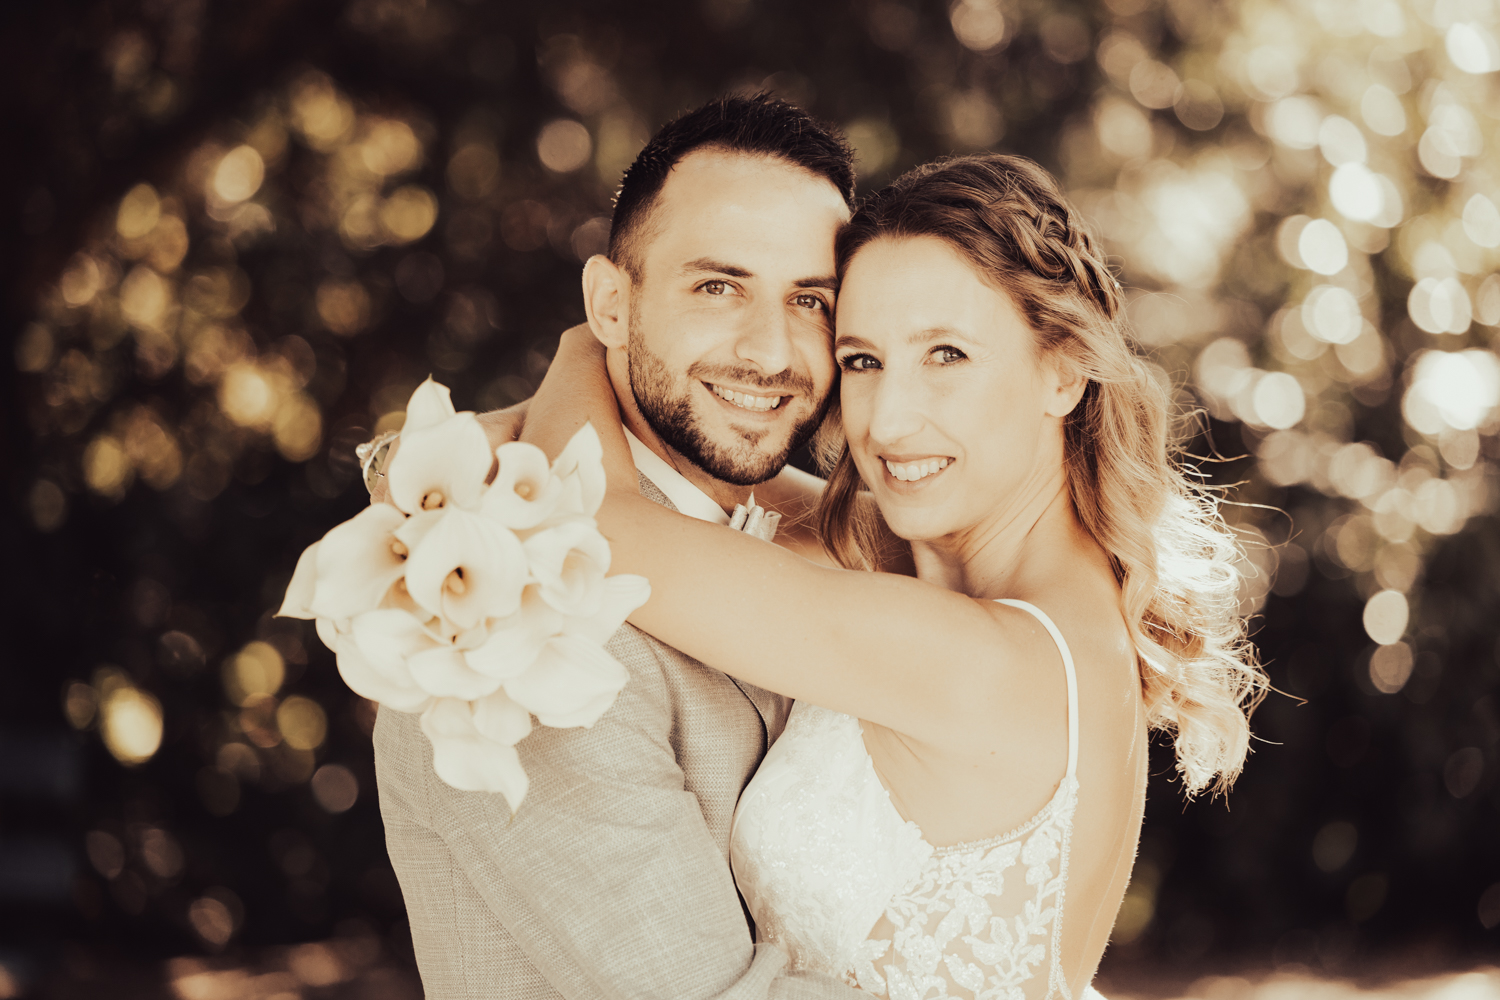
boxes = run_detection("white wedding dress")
[730,600,1081,1000]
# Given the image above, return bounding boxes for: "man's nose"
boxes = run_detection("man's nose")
[732,297,794,377]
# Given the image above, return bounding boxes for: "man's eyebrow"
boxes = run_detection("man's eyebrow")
[794,275,838,291]
[680,258,753,278]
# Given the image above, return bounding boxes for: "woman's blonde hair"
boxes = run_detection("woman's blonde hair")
[818,153,1266,796]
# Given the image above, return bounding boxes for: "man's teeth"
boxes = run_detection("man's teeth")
[885,458,951,482]
[711,384,782,411]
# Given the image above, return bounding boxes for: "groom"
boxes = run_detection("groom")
[373,95,864,998]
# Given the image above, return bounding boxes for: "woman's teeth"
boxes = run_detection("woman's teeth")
[711,384,782,411]
[885,458,951,482]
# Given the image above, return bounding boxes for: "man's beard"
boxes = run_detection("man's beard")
[627,315,828,487]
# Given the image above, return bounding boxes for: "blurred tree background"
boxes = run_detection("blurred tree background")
[2,0,1498,995]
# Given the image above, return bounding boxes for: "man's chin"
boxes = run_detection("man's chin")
[689,441,792,486]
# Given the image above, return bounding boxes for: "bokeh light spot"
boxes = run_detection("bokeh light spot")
[315,280,372,335]
[949,0,1007,51]
[380,185,439,243]
[1462,195,1500,249]
[1312,820,1357,872]
[536,119,592,173]
[277,696,328,751]
[1329,163,1383,222]
[116,183,161,239]
[211,145,266,204]
[224,641,286,707]
[1302,285,1363,344]
[1298,219,1349,275]
[1362,589,1409,645]
[1446,23,1500,74]
[187,888,241,949]
[310,763,360,813]
[1252,372,1306,429]
[100,685,164,765]
[1359,84,1406,136]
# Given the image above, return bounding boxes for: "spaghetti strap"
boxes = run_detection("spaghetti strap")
[995,598,1080,781]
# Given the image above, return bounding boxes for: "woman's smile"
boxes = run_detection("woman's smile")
[881,455,953,486]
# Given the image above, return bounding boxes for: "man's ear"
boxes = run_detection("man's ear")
[582,255,631,350]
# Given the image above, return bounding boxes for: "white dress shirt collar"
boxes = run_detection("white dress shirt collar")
[624,427,730,526]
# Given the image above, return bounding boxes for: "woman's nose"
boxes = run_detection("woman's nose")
[865,369,926,446]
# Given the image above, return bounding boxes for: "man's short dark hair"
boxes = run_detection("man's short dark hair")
[607,93,856,279]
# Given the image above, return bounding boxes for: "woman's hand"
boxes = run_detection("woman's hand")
[518,324,637,496]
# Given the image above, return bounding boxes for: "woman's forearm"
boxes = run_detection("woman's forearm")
[518,326,636,491]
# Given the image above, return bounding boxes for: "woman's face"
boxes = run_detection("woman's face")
[834,236,1083,544]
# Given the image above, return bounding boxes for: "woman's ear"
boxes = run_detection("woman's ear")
[1045,359,1089,419]
[582,255,631,350]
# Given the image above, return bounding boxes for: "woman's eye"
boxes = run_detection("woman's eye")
[934,346,967,364]
[840,354,881,371]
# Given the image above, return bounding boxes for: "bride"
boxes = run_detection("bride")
[517,153,1264,999]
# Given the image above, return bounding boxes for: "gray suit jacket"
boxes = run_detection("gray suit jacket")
[374,474,862,999]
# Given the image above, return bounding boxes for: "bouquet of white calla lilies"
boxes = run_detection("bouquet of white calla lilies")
[278,378,650,812]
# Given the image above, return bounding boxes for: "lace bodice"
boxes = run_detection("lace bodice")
[730,600,1080,1000]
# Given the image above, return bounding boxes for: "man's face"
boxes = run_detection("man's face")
[624,148,848,486]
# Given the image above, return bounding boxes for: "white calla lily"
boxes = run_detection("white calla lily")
[482,442,563,529]
[550,423,607,516]
[524,515,612,617]
[472,687,534,744]
[561,573,652,644]
[402,507,528,630]
[309,504,410,620]
[314,615,346,653]
[277,542,320,619]
[464,587,564,681]
[336,610,435,713]
[505,635,629,728]
[387,412,494,515]
[407,644,506,700]
[403,377,458,433]
[348,608,502,702]
[420,698,529,809]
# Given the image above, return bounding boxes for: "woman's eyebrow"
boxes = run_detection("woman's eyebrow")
[834,334,875,350]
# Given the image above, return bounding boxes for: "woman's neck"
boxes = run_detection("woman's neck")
[907,467,1076,600]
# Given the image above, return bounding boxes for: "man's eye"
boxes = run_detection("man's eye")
[840,354,881,371]
[793,293,828,313]
[935,346,967,364]
[702,280,728,295]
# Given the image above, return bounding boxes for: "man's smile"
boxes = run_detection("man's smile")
[707,382,787,412]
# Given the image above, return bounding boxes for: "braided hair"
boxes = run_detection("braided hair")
[816,153,1265,796]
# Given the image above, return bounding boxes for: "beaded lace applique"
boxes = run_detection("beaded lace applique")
[730,600,1080,1000]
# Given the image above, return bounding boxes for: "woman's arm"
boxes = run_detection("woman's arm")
[515,329,1061,745]
[596,494,1052,744]
[519,326,639,501]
